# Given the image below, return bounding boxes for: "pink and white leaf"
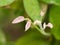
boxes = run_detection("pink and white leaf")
[25,20,31,31]
[12,16,25,24]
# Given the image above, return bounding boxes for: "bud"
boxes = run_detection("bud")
[43,22,53,29]
[34,20,41,25]
[25,20,31,31]
[47,23,53,29]
[43,22,46,29]
[12,16,25,24]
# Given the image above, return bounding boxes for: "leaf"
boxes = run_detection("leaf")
[23,0,41,21]
[15,30,51,45]
[0,0,15,7]
[0,29,6,45]
[12,16,25,24]
[49,5,60,40]
[40,0,60,6]
[25,20,31,31]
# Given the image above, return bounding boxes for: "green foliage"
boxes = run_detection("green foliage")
[40,0,60,6]
[23,0,41,21]
[49,5,60,40]
[0,0,15,7]
[10,0,23,10]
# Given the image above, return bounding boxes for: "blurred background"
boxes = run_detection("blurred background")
[1,0,60,45]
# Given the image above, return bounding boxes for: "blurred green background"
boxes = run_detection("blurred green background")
[0,0,60,45]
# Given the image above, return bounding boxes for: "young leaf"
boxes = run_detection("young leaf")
[12,16,25,24]
[23,0,41,21]
[49,5,60,40]
[25,20,31,31]
[40,0,60,6]
[0,0,15,7]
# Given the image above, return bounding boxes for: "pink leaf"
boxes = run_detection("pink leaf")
[25,20,31,31]
[12,16,25,24]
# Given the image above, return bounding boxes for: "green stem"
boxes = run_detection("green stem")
[32,23,51,36]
